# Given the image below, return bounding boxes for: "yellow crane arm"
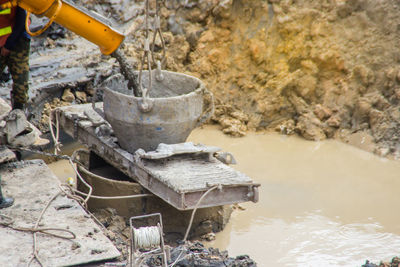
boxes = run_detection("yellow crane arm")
[0,0,124,55]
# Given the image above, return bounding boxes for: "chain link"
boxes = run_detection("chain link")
[138,0,167,100]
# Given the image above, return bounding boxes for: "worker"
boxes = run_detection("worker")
[0,3,31,110]
[0,174,13,209]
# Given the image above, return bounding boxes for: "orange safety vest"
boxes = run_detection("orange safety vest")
[0,0,16,47]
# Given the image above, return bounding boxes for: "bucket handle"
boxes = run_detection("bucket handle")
[196,86,215,127]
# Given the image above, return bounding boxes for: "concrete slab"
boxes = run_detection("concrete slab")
[0,146,15,164]
[0,160,120,266]
[0,97,11,121]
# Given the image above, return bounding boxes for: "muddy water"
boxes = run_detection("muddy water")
[188,126,400,267]
[46,142,81,184]
[46,126,400,266]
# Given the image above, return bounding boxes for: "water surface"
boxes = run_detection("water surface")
[188,126,400,266]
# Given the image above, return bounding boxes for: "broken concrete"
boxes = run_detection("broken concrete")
[0,160,120,266]
[0,146,15,164]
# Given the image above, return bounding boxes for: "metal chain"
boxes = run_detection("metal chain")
[138,0,167,101]
[151,0,166,68]
[138,0,153,99]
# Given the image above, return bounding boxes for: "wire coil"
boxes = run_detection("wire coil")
[133,226,162,249]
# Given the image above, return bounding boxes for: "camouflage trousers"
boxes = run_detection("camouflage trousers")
[0,37,30,108]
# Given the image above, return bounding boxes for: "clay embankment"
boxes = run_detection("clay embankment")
[123,0,400,158]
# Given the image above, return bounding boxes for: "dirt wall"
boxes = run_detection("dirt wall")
[121,0,400,157]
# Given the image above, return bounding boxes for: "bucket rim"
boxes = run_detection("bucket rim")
[102,70,206,101]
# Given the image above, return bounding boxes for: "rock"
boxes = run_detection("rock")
[147,242,257,267]
[220,117,247,137]
[248,38,267,64]
[326,115,341,128]
[353,65,375,87]
[368,109,390,141]
[71,242,81,250]
[296,74,317,100]
[212,0,233,19]
[369,109,385,131]
[296,114,326,141]
[276,119,295,135]
[75,91,87,103]
[230,110,249,123]
[314,104,332,121]
[85,86,95,96]
[354,99,372,122]
[61,88,75,103]
[0,97,11,120]
[200,232,216,241]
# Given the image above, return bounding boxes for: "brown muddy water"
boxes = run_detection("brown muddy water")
[189,126,400,267]
[48,126,400,266]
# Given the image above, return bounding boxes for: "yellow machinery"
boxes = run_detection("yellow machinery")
[0,0,124,55]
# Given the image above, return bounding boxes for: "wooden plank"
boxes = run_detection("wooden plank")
[0,160,120,266]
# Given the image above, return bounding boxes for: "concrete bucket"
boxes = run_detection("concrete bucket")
[95,71,214,153]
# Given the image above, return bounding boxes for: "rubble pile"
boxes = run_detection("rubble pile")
[147,242,257,267]
[362,257,400,267]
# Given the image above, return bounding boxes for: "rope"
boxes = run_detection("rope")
[28,192,63,267]
[0,214,75,240]
[170,185,221,266]
[48,109,62,155]
[133,226,161,249]
[183,185,219,242]
[69,158,92,204]
[171,185,221,267]
[60,184,152,200]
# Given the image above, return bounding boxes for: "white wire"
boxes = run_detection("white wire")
[134,226,161,249]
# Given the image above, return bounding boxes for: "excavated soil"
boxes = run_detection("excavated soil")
[138,0,400,158]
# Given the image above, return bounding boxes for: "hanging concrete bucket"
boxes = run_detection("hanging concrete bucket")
[93,71,214,153]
